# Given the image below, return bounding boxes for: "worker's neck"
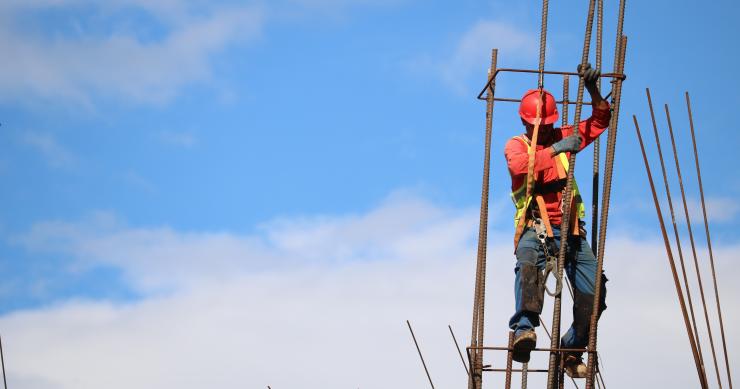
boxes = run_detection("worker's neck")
[525,125,554,144]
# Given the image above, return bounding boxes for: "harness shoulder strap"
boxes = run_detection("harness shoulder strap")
[554,155,567,180]
[535,195,554,237]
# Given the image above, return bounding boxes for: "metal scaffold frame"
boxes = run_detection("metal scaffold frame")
[465,0,627,387]
[404,3,733,389]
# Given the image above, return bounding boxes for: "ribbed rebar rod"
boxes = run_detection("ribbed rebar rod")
[0,334,6,389]
[546,3,596,389]
[633,116,708,389]
[528,0,550,215]
[585,32,627,389]
[686,92,734,389]
[538,0,549,88]
[541,311,581,389]
[450,325,470,377]
[613,0,626,67]
[468,49,497,389]
[521,362,529,389]
[665,103,722,387]
[646,91,706,374]
[591,0,604,254]
[488,368,549,373]
[526,0,553,214]
[505,332,514,389]
[407,320,436,389]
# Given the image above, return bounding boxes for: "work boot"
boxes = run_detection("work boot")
[512,330,537,363]
[563,353,588,379]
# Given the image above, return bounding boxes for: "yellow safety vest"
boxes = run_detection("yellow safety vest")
[510,135,586,228]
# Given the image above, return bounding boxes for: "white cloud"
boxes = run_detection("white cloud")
[3,195,738,389]
[16,196,476,293]
[20,131,77,168]
[691,196,740,224]
[0,0,406,107]
[0,1,264,106]
[409,20,537,93]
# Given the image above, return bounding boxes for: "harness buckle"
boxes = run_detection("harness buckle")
[533,217,563,297]
[533,217,548,243]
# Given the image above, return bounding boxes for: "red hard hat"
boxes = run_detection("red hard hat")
[519,89,559,125]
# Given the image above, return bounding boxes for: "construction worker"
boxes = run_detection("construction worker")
[504,63,609,378]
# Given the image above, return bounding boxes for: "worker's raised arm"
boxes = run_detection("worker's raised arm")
[569,63,612,149]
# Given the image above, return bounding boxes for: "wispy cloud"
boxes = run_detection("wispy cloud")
[646,196,740,226]
[20,131,77,168]
[16,195,475,292]
[406,20,537,93]
[0,1,264,106]
[4,195,738,388]
[693,196,740,223]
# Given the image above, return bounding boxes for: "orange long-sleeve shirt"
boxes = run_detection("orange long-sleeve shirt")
[504,104,611,225]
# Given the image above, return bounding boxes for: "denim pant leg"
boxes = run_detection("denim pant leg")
[561,233,607,348]
[509,228,548,333]
[567,235,597,295]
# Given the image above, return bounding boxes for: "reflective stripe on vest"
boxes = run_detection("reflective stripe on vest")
[510,135,586,227]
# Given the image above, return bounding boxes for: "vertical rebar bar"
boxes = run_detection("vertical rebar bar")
[407,320,436,389]
[521,362,529,389]
[591,0,604,254]
[505,332,514,389]
[665,103,722,387]
[528,0,550,211]
[468,48,497,389]
[547,0,596,389]
[686,92,734,389]
[585,33,627,389]
[538,0,549,88]
[541,318,581,389]
[547,3,596,388]
[588,8,629,385]
[633,116,708,389]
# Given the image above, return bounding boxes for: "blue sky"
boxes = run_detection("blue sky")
[0,1,738,388]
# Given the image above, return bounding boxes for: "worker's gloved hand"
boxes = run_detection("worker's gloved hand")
[552,134,582,155]
[577,62,601,91]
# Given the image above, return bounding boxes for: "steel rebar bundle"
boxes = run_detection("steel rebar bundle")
[686,92,734,389]
[665,102,720,385]
[547,1,597,387]
[633,115,708,389]
[645,90,708,385]
[585,0,628,385]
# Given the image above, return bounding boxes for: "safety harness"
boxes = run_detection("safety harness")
[510,134,586,295]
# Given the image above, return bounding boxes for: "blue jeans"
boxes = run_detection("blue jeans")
[509,224,607,349]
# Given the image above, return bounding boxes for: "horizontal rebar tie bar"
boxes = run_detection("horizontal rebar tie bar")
[485,368,550,373]
[468,346,588,353]
[494,97,595,105]
[477,67,626,100]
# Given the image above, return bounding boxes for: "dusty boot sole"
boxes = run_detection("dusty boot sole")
[563,354,588,378]
[512,337,536,363]
[564,363,588,379]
